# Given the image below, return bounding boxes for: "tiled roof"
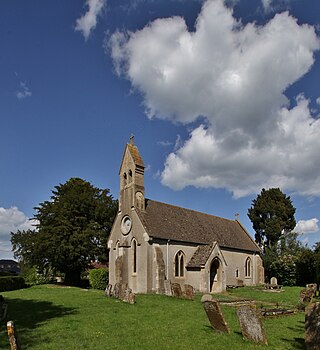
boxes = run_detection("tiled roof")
[139,199,259,252]
[186,243,216,268]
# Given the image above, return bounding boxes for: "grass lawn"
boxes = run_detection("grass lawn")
[0,285,306,349]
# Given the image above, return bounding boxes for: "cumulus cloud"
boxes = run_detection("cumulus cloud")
[75,0,106,41]
[109,0,320,197]
[0,207,38,259]
[295,218,319,234]
[16,82,32,100]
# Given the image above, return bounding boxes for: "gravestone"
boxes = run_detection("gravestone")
[104,284,112,297]
[236,304,267,345]
[307,284,318,296]
[118,283,127,301]
[184,284,195,300]
[201,294,213,303]
[202,300,230,333]
[127,291,136,305]
[113,283,120,299]
[300,288,314,304]
[122,287,132,303]
[164,280,172,296]
[171,283,183,297]
[7,321,20,350]
[270,277,278,286]
[305,302,320,350]
[0,295,8,322]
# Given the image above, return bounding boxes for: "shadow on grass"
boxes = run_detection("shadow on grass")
[0,298,77,348]
[280,320,305,350]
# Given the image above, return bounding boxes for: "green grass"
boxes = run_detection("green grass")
[0,285,306,349]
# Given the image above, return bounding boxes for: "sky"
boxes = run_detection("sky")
[1,0,320,260]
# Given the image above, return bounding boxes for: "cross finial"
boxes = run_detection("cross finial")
[235,213,239,221]
[130,133,134,145]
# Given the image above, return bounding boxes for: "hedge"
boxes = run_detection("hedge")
[89,268,109,290]
[0,276,26,292]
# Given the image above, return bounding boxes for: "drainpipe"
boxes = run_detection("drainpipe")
[166,240,170,279]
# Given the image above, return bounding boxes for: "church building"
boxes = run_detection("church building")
[108,137,264,294]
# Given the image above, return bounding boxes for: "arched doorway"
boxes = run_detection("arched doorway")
[210,258,222,293]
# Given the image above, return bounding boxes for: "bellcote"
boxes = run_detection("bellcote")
[119,135,145,213]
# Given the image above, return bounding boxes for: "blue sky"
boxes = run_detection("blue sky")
[1,0,320,260]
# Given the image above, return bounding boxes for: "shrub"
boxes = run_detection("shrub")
[23,266,55,285]
[89,268,109,290]
[0,276,25,292]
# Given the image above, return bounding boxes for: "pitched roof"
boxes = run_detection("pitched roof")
[186,243,216,268]
[127,143,144,168]
[139,199,259,252]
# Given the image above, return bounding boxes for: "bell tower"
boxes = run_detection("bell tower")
[119,135,145,214]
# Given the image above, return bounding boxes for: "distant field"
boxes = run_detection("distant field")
[0,285,305,349]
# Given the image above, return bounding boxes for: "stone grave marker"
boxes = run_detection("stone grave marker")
[171,283,183,297]
[0,295,8,322]
[118,283,127,301]
[300,288,314,304]
[7,321,20,350]
[201,294,213,303]
[164,280,172,296]
[236,304,267,345]
[184,284,194,300]
[305,302,320,350]
[113,283,120,299]
[122,287,132,303]
[127,291,136,305]
[202,300,230,333]
[307,284,318,296]
[104,284,112,297]
[270,277,278,286]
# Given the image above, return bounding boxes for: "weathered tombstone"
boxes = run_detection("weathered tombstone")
[122,287,132,303]
[300,288,314,304]
[104,284,112,297]
[236,304,268,345]
[237,279,244,287]
[171,283,183,297]
[184,284,195,300]
[7,321,20,350]
[118,283,128,301]
[201,294,213,303]
[164,280,172,296]
[127,291,136,305]
[270,277,278,286]
[307,284,318,296]
[305,302,320,350]
[202,300,230,333]
[113,283,120,299]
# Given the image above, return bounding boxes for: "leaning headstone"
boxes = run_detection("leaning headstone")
[104,284,112,297]
[127,291,136,305]
[307,284,318,297]
[270,277,278,286]
[305,302,320,350]
[113,283,120,299]
[164,280,172,296]
[122,287,132,303]
[236,304,267,345]
[7,321,20,350]
[184,284,195,300]
[202,300,230,333]
[300,288,314,304]
[201,294,213,303]
[118,283,127,301]
[171,283,183,297]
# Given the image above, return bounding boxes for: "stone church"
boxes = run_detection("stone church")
[108,137,264,294]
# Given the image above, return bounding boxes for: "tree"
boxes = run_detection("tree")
[247,188,296,249]
[11,178,117,285]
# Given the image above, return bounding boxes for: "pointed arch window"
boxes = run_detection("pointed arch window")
[132,239,137,274]
[245,257,252,277]
[174,251,185,277]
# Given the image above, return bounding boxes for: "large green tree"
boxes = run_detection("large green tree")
[248,188,296,249]
[11,178,117,285]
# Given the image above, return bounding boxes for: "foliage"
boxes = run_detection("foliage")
[23,266,55,286]
[11,178,117,286]
[0,285,304,350]
[0,276,25,292]
[248,188,296,249]
[89,268,109,290]
[270,254,297,286]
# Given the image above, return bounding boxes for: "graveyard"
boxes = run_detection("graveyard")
[0,284,310,349]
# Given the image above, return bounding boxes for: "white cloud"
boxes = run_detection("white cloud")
[75,0,106,41]
[0,207,38,259]
[16,82,32,100]
[261,0,292,13]
[316,97,320,105]
[109,0,320,197]
[295,218,319,234]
